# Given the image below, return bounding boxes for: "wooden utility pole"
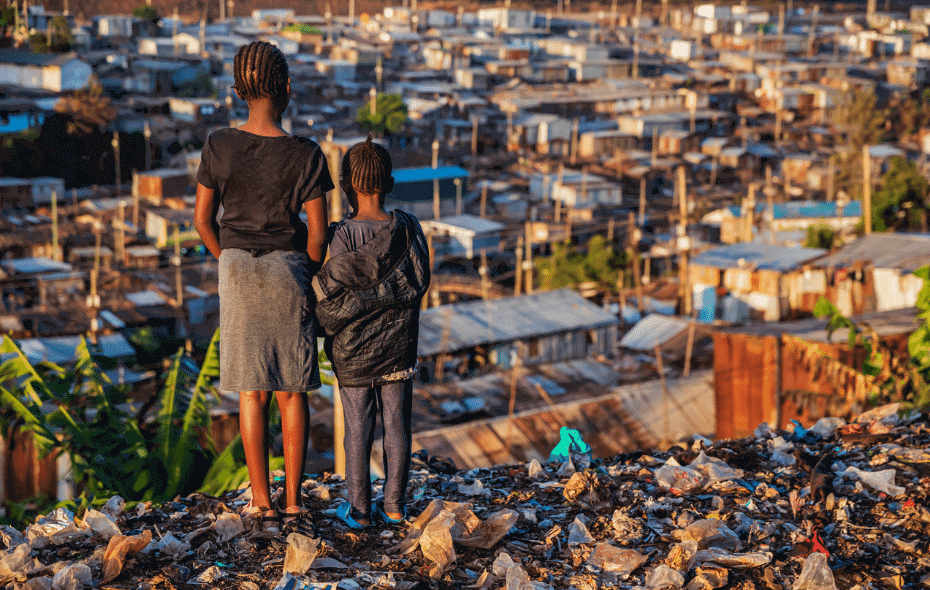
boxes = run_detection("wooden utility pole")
[111,131,121,193]
[143,120,152,170]
[628,212,644,312]
[480,184,488,218]
[50,191,59,261]
[827,157,835,201]
[115,200,126,265]
[479,249,490,300]
[132,173,140,230]
[650,127,658,166]
[862,145,872,234]
[432,139,440,219]
[87,228,102,345]
[677,166,691,315]
[369,87,377,117]
[570,119,580,165]
[422,234,434,310]
[639,176,646,226]
[173,224,184,308]
[470,115,479,159]
[743,184,756,243]
[524,222,534,294]
[514,236,524,296]
[454,178,463,216]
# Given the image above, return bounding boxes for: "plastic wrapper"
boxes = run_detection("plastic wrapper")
[142,532,190,558]
[455,509,518,549]
[665,540,698,571]
[211,512,245,543]
[691,547,772,568]
[0,543,42,584]
[27,509,88,547]
[82,509,119,540]
[586,542,647,575]
[654,458,705,494]
[809,417,845,438]
[101,530,151,583]
[838,466,906,497]
[0,525,26,549]
[645,564,686,589]
[419,509,457,578]
[50,563,92,590]
[284,533,321,575]
[526,459,546,479]
[611,510,644,544]
[673,519,741,551]
[458,479,490,497]
[792,552,837,590]
[690,451,743,482]
[566,515,594,545]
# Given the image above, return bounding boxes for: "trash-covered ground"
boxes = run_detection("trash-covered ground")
[2,402,929,590]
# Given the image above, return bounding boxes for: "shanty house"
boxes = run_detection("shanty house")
[689,243,827,322]
[421,215,504,260]
[389,166,470,219]
[0,51,91,92]
[134,168,190,205]
[418,289,619,377]
[145,208,197,249]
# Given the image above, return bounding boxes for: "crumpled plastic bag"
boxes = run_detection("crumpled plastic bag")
[686,565,728,590]
[809,417,845,438]
[770,436,796,466]
[587,542,647,575]
[51,562,92,590]
[526,459,546,479]
[838,466,905,497]
[566,515,594,545]
[456,509,518,549]
[458,479,490,497]
[27,508,88,547]
[645,564,686,589]
[654,457,705,494]
[690,451,743,483]
[1,525,26,549]
[284,533,321,575]
[189,564,225,585]
[672,520,741,551]
[82,509,119,540]
[101,530,152,583]
[792,552,837,590]
[549,427,591,464]
[855,402,904,426]
[0,542,42,584]
[102,496,125,519]
[692,547,772,568]
[878,443,930,464]
[420,509,457,578]
[562,471,609,510]
[611,510,644,544]
[142,532,190,558]
[492,552,517,576]
[211,512,245,543]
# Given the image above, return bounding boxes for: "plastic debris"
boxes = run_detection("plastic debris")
[809,417,845,438]
[82,509,120,540]
[101,496,125,519]
[566,515,594,545]
[101,530,152,583]
[526,459,546,479]
[211,511,245,542]
[419,509,457,578]
[792,552,837,590]
[548,427,591,463]
[587,542,648,575]
[645,564,686,589]
[51,563,92,590]
[838,466,906,497]
[673,519,741,551]
[284,533,322,575]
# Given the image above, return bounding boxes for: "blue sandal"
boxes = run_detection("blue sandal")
[376,503,407,525]
[335,502,370,530]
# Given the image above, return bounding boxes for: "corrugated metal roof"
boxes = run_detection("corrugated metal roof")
[393,166,470,184]
[418,289,618,356]
[16,333,135,365]
[691,243,826,271]
[422,214,504,234]
[726,200,862,219]
[619,314,690,351]
[2,258,72,275]
[813,233,930,272]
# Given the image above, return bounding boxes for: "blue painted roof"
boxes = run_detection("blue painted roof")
[393,166,470,184]
[726,200,862,220]
[692,243,826,271]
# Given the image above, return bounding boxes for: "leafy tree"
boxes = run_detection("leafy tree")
[804,224,837,249]
[0,330,226,508]
[831,88,886,200]
[536,235,627,293]
[27,16,72,53]
[132,4,159,22]
[871,156,929,232]
[54,78,116,135]
[356,93,407,136]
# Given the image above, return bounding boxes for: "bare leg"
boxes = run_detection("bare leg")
[240,390,272,510]
[275,390,309,512]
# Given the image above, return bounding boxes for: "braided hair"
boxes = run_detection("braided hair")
[342,135,393,195]
[233,41,289,112]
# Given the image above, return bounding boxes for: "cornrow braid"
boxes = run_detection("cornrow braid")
[342,135,393,195]
[233,41,289,106]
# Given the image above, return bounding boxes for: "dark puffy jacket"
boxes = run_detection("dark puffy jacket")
[312,210,430,387]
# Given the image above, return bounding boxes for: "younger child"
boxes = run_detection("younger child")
[312,138,430,527]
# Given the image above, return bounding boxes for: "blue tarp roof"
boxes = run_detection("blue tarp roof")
[726,200,862,219]
[691,243,826,271]
[393,166,470,184]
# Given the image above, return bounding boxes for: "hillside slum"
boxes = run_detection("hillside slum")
[1,402,928,590]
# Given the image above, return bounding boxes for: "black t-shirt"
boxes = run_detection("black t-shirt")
[196,128,334,252]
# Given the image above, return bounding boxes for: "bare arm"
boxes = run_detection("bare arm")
[194,183,222,259]
[304,193,328,265]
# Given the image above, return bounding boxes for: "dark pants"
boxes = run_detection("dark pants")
[340,379,413,516]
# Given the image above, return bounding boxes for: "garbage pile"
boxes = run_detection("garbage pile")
[2,403,929,589]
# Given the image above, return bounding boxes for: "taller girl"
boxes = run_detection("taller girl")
[194,41,332,531]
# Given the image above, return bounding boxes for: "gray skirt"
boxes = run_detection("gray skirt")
[218,248,320,392]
